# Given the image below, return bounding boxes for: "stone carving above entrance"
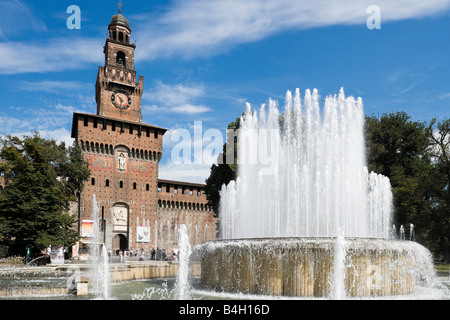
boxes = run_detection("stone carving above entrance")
[112,204,128,232]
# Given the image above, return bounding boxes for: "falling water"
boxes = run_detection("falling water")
[220,88,393,239]
[90,194,110,299]
[175,224,192,300]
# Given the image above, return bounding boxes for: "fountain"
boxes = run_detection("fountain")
[175,224,192,300]
[89,194,111,299]
[200,88,446,298]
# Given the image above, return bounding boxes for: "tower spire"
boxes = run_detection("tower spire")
[118,0,123,14]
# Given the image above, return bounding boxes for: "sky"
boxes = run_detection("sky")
[0,0,449,183]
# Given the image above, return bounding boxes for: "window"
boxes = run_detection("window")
[93,118,98,128]
[105,179,110,187]
[84,116,88,127]
[112,122,116,131]
[117,51,126,66]
[133,182,137,190]
[91,178,95,186]
[129,125,133,134]
[146,184,150,191]
[120,181,124,188]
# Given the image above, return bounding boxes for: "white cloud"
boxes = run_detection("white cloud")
[144,81,211,114]
[171,104,211,114]
[158,160,212,184]
[0,0,47,40]
[0,38,103,74]
[2,0,449,74]
[0,103,81,145]
[439,92,450,100]
[18,80,89,93]
[133,0,450,60]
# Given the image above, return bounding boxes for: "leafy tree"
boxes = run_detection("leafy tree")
[0,133,90,256]
[365,112,433,237]
[204,117,240,216]
[364,112,450,259]
[425,118,450,261]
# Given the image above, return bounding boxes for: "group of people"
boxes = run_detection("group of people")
[108,248,179,262]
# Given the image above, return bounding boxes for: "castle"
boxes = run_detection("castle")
[70,9,218,257]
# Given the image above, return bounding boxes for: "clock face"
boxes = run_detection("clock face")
[111,90,131,109]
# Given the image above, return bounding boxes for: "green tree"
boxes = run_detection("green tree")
[0,133,90,256]
[204,117,240,216]
[425,118,450,261]
[365,112,433,240]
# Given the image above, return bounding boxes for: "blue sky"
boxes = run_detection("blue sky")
[0,0,449,183]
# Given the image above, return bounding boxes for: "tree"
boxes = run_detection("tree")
[0,133,90,256]
[204,117,240,216]
[425,118,450,261]
[365,112,433,240]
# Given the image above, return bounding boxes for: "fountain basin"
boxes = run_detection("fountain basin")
[199,237,435,297]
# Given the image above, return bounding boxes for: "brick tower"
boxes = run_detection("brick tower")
[71,8,217,258]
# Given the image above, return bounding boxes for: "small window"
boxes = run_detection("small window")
[146,184,150,191]
[105,179,110,187]
[120,181,124,188]
[112,122,116,131]
[84,117,88,127]
[91,178,95,186]
[117,51,126,67]
[133,182,137,190]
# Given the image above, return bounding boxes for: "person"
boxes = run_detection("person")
[139,249,144,261]
[151,248,155,260]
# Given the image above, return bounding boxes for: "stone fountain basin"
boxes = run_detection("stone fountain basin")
[199,237,434,297]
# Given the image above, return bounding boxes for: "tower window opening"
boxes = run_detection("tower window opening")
[105,179,110,187]
[116,51,126,67]
[119,181,124,188]
[91,178,95,186]
[118,32,124,42]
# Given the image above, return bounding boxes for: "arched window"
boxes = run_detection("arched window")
[146,184,150,191]
[105,179,110,187]
[116,51,126,67]
[133,182,137,190]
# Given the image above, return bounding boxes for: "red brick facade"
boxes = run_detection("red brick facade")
[70,12,218,255]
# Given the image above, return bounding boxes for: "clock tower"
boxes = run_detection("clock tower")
[95,7,143,123]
